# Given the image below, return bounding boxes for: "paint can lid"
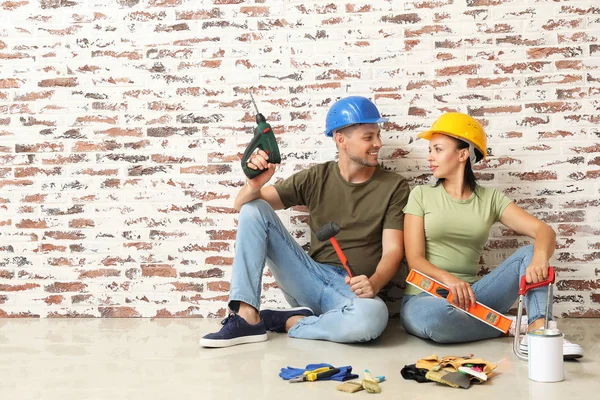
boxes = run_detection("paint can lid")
[528,328,562,337]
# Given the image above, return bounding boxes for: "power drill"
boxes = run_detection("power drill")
[241,93,281,179]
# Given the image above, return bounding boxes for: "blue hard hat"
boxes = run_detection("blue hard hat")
[324,96,388,137]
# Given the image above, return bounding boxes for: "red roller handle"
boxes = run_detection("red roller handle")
[518,266,555,296]
[329,237,355,278]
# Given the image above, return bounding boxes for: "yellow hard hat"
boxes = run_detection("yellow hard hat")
[418,112,487,161]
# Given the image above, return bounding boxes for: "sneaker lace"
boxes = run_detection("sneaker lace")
[221,313,236,326]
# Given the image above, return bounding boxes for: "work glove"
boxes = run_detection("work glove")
[279,363,358,382]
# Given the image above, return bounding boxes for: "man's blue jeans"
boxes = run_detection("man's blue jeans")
[229,199,388,343]
[401,245,552,343]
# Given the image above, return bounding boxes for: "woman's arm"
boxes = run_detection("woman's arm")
[404,214,476,310]
[499,203,556,284]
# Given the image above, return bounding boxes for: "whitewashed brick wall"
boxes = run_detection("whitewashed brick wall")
[0,0,598,318]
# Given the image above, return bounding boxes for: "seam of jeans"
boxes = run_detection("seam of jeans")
[473,255,524,296]
[265,219,331,286]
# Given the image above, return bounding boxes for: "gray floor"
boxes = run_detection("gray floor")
[0,318,598,399]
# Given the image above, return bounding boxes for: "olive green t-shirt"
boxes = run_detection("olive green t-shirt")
[274,161,409,277]
[403,184,513,296]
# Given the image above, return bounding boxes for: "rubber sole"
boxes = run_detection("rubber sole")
[260,306,314,314]
[519,343,584,360]
[200,333,268,348]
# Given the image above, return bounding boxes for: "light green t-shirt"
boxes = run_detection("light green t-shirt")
[403,184,512,295]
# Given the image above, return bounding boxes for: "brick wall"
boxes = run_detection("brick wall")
[0,0,598,318]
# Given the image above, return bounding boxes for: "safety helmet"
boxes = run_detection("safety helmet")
[418,112,487,162]
[324,96,388,137]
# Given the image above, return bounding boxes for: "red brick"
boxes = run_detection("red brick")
[72,141,121,152]
[405,25,453,38]
[141,265,177,277]
[180,268,224,279]
[180,165,232,175]
[240,6,269,17]
[494,62,550,74]
[44,282,87,293]
[557,279,600,290]
[99,307,141,318]
[0,309,40,318]
[95,127,143,137]
[16,142,64,153]
[155,23,189,33]
[153,306,202,318]
[43,231,86,240]
[43,295,64,305]
[0,52,32,60]
[38,244,66,254]
[38,78,78,87]
[316,69,361,80]
[527,46,583,59]
[40,1,78,9]
[525,102,581,113]
[568,171,600,181]
[0,78,25,88]
[0,269,14,278]
[533,210,585,223]
[170,282,203,292]
[407,79,452,90]
[21,194,48,203]
[561,308,600,318]
[0,283,40,291]
[79,269,121,279]
[91,50,142,60]
[205,256,234,266]
[16,219,47,229]
[14,167,62,178]
[514,198,553,210]
[525,74,583,86]
[558,224,600,236]
[508,171,557,181]
[207,281,230,292]
[48,311,96,318]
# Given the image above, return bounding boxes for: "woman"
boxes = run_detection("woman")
[401,112,583,359]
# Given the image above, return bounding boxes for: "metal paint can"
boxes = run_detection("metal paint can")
[528,328,564,382]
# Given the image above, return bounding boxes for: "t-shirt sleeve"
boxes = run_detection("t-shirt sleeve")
[273,168,313,209]
[383,178,410,230]
[492,188,513,222]
[403,185,424,217]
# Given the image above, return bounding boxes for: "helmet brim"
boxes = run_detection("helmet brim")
[325,117,389,136]
[417,130,435,141]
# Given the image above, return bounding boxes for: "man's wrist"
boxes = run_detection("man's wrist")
[368,275,383,295]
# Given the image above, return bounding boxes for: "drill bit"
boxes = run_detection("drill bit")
[249,91,260,115]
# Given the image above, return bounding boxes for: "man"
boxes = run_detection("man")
[200,96,409,347]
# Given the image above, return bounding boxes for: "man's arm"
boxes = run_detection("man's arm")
[234,184,285,212]
[233,152,285,212]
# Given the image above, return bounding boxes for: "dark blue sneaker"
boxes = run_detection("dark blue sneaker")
[259,307,314,333]
[200,313,267,348]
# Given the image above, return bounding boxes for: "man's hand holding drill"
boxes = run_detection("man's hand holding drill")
[246,149,276,190]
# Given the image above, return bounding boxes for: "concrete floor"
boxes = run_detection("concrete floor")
[0,318,598,400]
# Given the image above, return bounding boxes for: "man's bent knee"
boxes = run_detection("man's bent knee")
[239,199,273,222]
[339,299,389,342]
